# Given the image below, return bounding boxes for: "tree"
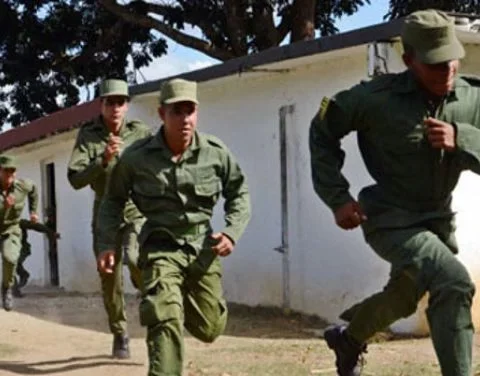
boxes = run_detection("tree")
[0,0,167,126]
[2,1,477,128]
[98,0,370,61]
[0,0,371,127]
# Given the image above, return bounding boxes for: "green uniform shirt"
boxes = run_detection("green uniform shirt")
[0,179,38,234]
[67,116,152,222]
[96,128,251,254]
[309,70,480,237]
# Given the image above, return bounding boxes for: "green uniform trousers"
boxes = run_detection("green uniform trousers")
[1,232,22,288]
[341,224,475,376]
[139,242,227,376]
[92,201,143,335]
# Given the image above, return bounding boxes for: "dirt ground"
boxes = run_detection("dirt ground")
[1,289,480,376]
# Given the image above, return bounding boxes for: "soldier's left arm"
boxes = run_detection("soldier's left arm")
[453,81,480,174]
[219,146,251,244]
[96,156,133,255]
[24,180,39,216]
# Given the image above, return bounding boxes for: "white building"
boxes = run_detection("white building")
[2,17,480,334]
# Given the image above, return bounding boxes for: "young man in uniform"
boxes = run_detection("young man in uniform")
[0,155,38,311]
[96,79,251,375]
[67,79,151,358]
[310,9,480,376]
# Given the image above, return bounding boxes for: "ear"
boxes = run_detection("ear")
[402,53,413,68]
[158,106,166,122]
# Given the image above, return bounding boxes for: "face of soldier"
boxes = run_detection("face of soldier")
[0,168,16,189]
[406,56,459,97]
[159,101,198,146]
[101,96,129,131]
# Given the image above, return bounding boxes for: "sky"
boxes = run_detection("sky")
[133,0,391,85]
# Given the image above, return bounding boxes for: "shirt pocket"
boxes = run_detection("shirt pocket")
[193,180,222,209]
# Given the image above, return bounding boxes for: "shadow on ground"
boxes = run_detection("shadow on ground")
[0,355,142,375]
[12,290,329,340]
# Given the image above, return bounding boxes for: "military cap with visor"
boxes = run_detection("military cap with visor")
[401,9,465,64]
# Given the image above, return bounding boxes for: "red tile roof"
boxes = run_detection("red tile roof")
[0,100,101,152]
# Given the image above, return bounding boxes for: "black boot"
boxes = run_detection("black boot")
[12,281,24,298]
[324,325,366,376]
[112,333,130,359]
[17,270,30,288]
[1,286,13,312]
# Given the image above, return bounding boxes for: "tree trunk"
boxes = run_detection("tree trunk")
[290,0,316,42]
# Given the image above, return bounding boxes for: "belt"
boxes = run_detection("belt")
[145,221,211,245]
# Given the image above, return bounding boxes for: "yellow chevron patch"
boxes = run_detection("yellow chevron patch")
[318,96,330,121]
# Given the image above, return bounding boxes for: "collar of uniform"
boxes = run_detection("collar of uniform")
[148,127,202,159]
[394,70,463,101]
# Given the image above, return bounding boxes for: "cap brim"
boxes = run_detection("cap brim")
[418,40,465,64]
[100,92,130,98]
[162,96,199,104]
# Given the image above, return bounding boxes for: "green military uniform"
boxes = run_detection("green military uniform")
[0,160,38,291]
[16,219,58,288]
[67,81,152,337]
[310,10,479,376]
[96,79,251,376]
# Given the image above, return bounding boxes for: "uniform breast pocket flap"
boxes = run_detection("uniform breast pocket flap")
[194,180,222,197]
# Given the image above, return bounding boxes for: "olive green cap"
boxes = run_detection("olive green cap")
[402,9,465,64]
[0,155,17,169]
[98,79,129,98]
[159,79,198,105]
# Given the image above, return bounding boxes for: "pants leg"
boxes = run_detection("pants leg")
[1,234,22,288]
[183,247,227,343]
[121,223,142,291]
[139,250,188,376]
[345,227,474,376]
[92,201,127,335]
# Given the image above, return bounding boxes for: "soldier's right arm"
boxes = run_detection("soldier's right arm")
[96,156,133,255]
[309,85,366,213]
[67,126,105,190]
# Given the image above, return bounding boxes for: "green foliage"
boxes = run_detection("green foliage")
[0,0,167,127]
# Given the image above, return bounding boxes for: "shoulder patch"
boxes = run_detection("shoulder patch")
[317,97,331,121]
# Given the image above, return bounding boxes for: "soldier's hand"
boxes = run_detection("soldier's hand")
[97,250,115,274]
[103,133,124,166]
[424,117,456,152]
[334,201,367,230]
[30,212,39,223]
[210,233,234,257]
[4,194,15,208]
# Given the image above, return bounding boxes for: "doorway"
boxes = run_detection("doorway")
[42,160,59,286]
